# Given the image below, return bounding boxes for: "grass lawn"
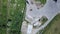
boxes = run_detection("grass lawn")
[35,0,46,4]
[0,0,7,34]
[0,0,26,34]
[8,0,26,34]
[42,14,60,34]
[40,16,48,25]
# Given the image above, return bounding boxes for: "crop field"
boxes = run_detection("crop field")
[42,14,60,34]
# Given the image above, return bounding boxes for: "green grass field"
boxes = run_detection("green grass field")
[35,0,46,4]
[0,0,7,34]
[0,0,26,34]
[42,14,60,34]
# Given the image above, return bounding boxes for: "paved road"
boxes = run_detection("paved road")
[25,0,60,34]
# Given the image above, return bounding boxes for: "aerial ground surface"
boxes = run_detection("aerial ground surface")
[42,14,60,34]
[0,0,26,34]
[23,0,60,34]
[0,0,60,34]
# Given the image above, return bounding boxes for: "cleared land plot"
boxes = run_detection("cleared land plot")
[42,14,60,34]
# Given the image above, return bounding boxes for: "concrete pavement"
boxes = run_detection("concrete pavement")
[22,0,60,34]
